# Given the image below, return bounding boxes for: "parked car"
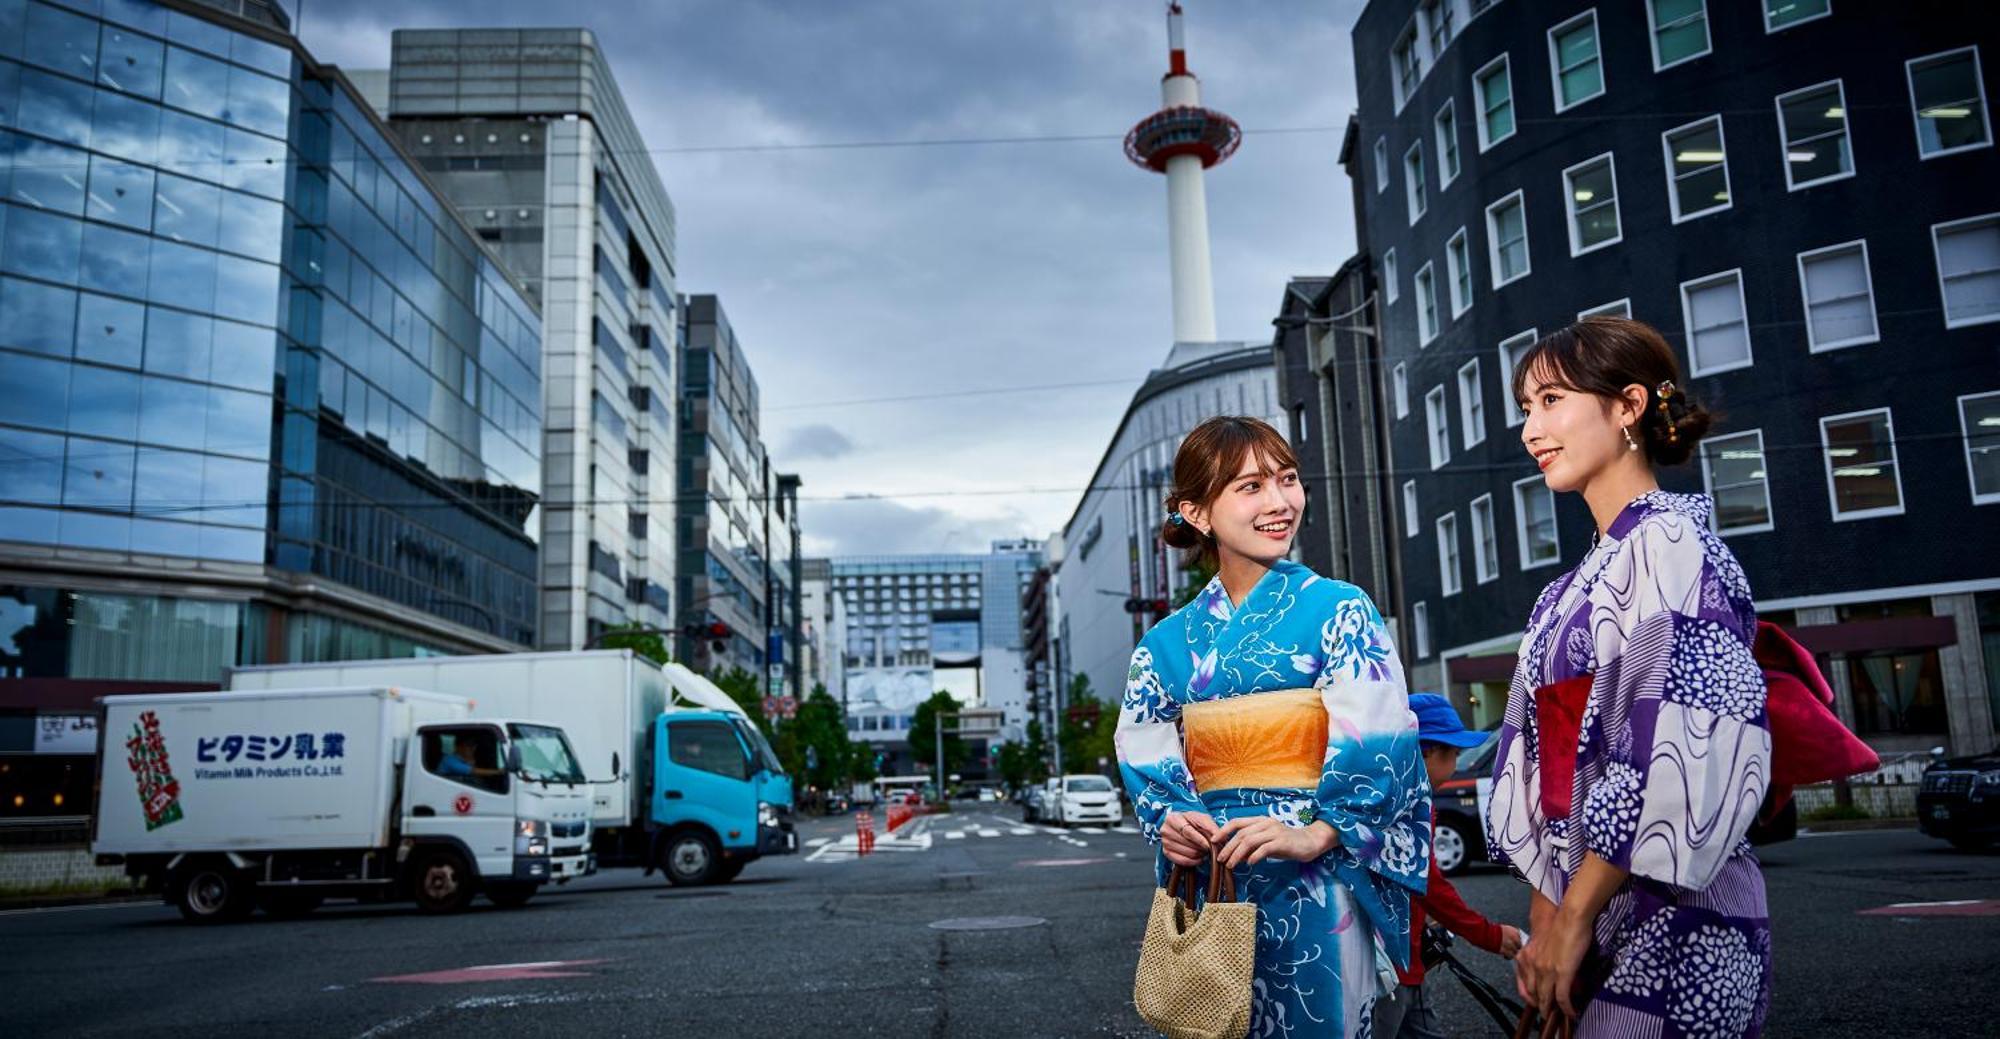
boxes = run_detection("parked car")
[1918,751,2000,851]
[1431,729,1500,875]
[1049,774,1121,827]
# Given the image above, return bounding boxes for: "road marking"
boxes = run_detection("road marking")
[1010,828,1034,835]
[371,959,610,984]
[977,829,1001,838]
[1859,899,2000,917]
[945,831,967,840]
[1077,827,1106,834]
[804,837,832,848]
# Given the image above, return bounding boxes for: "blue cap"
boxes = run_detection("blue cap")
[1409,693,1488,748]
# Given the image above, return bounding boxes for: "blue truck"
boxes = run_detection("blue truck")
[227,651,797,885]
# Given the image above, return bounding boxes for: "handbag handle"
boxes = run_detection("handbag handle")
[1163,864,1201,910]
[1205,851,1237,904]
[1513,1007,1573,1039]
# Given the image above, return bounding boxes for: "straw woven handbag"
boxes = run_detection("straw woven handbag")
[1132,853,1257,1039]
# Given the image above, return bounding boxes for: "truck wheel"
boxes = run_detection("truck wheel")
[171,860,254,923]
[485,881,538,908]
[411,850,475,914]
[260,892,325,919]
[662,831,720,886]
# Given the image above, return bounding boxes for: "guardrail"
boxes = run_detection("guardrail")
[0,816,92,849]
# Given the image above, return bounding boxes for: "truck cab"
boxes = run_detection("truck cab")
[646,711,796,884]
[404,720,596,901]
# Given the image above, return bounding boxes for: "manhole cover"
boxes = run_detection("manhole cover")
[928,915,1046,931]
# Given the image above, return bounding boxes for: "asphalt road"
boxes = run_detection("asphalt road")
[1,814,1994,1037]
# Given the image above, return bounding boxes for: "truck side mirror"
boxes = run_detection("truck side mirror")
[612,752,621,779]
[506,744,523,773]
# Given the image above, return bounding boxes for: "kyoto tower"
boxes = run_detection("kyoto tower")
[1125,1,1241,344]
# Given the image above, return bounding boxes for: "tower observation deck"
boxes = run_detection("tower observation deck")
[1124,2,1240,344]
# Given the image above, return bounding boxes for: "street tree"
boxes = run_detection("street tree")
[596,622,673,665]
[908,690,969,779]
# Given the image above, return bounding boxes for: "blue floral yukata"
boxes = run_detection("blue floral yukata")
[1116,560,1430,1037]
[1488,493,1773,1037]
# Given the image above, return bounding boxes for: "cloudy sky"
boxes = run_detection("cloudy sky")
[299,0,1368,558]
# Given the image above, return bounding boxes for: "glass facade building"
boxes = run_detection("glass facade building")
[0,0,544,814]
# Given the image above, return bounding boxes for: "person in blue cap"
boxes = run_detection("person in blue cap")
[1373,693,1525,1038]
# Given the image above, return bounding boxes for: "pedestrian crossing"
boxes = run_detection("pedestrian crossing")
[803,813,1141,862]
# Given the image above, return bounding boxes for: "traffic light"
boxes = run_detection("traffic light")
[1122,597,1172,615]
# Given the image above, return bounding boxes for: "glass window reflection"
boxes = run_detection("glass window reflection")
[202,453,264,526]
[9,134,89,214]
[2,206,82,282]
[74,290,143,366]
[207,316,269,389]
[225,65,287,138]
[97,23,164,100]
[166,10,233,59]
[152,171,218,245]
[85,152,152,229]
[0,274,77,353]
[99,0,169,36]
[89,87,160,163]
[0,346,70,429]
[77,218,146,292]
[23,3,98,80]
[162,46,228,122]
[205,384,268,460]
[16,67,93,146]
[0,424,65,504]
[66,361,140,440]
[146,234,214,307]
[212,252,276,325]
[133,444,202,515]
[215,187,280,260]
[142,305,209,379]
[155,106,223,182]
[221,126,283,198]
[137,373,204,448]
[62,435,135,509]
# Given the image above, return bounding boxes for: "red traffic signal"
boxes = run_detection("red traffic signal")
[706,621,731,640]
[1122,597,1172,615]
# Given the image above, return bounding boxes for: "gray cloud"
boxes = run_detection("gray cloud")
[780,423,857,461]
[300,1,1365,554]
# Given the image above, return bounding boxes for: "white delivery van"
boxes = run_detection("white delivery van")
[92,686,593,921]
[228,651,796,881]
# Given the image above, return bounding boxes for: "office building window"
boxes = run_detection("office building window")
[1426,386,1450,469]
[1457,358,1485,448]
[1778,80,1853,189]
[1663,116,1731,222]
[1403,479,1420,538]
[1797,240,1878,350]
[1932,213,2000,329]
[1374,137,1390,193]
[1416,263,1439,344]
[1960,392,2000,504]
[1764,0,1829,31]
[1701,430,1774,535]
[1385,248,1400,304]
[1475,54,1515,150]
[1438,512,1462,596]
[1512,476,1560,569]
[1499,329,1537,427]
[1425,0,1455,57]
[1435,100,1460,188]
[1820,409,1904,520]
[1393,362,1410,419]
[1393,23,1422,111]
[1413,601,1431,658]
[1486,191,1530,288]
[1447,229,1473,317]
[1907,47,1991,159]
[1471,494,1499,584]
[1548,10,1604,112]
[1406,142,1427,224]
[1680,269,1753,375]
[1563,153,1622,255]
[1649,0,1710,71]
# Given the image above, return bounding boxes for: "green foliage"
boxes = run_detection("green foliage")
[596,623,673,666]
[1058,674,1115,776]
[1802,802,1871,823]
[711,667,769,736]
[908,690,970,776]
[1024,718,1051,783]
[1172,559,1217,609]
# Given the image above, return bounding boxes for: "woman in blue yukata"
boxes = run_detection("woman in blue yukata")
[1115,416,1431,1038]
[1494,317,1773,1036]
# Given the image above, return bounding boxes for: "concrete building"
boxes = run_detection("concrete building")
[377,28,680,650]
[0,0,543,813]
[676,294,782,684]
[1350,0,1999,753]
[799,556,848,704]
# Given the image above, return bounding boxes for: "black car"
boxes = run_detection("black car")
[1431,729,1500,876]
[1918,753,2000,851]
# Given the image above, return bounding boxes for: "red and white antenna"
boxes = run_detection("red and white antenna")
[1125,1,1239,343]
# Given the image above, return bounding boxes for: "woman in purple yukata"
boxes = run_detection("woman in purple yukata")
[1491,318,1773,1037]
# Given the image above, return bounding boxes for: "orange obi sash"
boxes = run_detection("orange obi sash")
[1182,689,1328,791]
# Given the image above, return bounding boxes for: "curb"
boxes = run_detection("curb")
[1798,817,1918,833]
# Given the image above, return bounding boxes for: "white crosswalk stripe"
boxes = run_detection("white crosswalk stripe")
[804,812,1138,861]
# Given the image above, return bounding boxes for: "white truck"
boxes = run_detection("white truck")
[227,650,798,885]
[92,686,594,922]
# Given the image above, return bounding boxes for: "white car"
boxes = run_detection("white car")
[1051,775,1121,826]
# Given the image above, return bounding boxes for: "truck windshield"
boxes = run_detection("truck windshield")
[732,718,784,775]
[507,724,586,784]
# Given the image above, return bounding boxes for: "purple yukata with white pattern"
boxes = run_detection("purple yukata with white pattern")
[1487,492,1774,1038]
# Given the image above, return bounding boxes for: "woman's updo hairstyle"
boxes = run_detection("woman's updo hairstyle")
[1159,416,1301,568]
[1509,316,1713,466]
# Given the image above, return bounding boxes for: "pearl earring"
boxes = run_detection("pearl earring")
[1623,425,1639,452]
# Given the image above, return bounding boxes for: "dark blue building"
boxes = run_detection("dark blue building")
[0,0,543,813]
[1350,0,1999,759]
